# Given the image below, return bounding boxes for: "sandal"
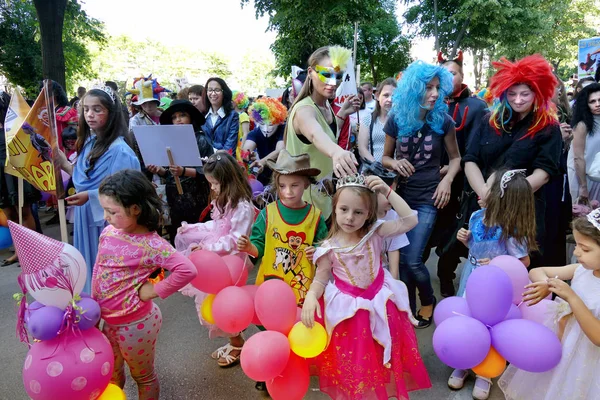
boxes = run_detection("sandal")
[211,343,243,367]
[448,368,469,390]
[472,375,492,400]
[1,258,18,267]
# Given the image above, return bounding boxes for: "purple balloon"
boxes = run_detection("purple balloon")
[27,306,65,341]
[433,316,491,369]
[490,255,529,305]
[492,319,562,372]
[519,299,553,326]
[503,303,522,321]
[433,296,471,326]
[40,192,51,202]
[249,179,264,195]
[75,297,101,330]
[466,266,513,326]
[24,301,46,324]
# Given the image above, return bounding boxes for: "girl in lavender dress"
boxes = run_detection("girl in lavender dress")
[301,174,431,400]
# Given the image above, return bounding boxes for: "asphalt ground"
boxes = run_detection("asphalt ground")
[0,211,504,400]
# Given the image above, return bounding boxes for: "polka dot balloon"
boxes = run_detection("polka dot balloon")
[22,327,114,400]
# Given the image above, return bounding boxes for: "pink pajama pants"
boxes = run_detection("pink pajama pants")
[102,303,163,400]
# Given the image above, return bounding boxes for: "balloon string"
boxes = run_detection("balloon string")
[41,301,97,360]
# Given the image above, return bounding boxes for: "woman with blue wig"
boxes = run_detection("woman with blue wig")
[382,60,461,328]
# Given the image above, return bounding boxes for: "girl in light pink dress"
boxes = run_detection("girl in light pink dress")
[302,174,431,400]
[175,152,256,367]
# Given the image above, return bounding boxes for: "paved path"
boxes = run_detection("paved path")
[0,213,505,399]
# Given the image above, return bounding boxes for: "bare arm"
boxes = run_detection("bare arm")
[564,291,600,346]
[388,250,399,280]
[572,122,589,198]
[357,117,375,162]
[381,135,397,170]
[522,264,578,305]
[443,126,462,183]
[526,168,551,193]
[465,161,487,198]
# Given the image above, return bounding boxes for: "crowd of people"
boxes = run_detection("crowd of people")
[2,44,600,400]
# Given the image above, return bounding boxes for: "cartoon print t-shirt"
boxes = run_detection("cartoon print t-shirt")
[384,114,454,206]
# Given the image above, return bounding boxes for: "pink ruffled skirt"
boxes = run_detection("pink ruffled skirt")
[314,268,431,400]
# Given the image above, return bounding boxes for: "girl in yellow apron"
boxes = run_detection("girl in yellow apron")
[237,149,328,306]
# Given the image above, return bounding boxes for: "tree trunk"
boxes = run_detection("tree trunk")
[473,49,480,89]
[433,0,440,53]
[450,10,474,58]
[33,0,67,89]
[365,43,377,85]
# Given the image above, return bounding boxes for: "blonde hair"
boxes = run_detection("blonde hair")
[327,186,378,240]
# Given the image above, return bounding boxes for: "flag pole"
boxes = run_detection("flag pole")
[17,177,23,225]
[353,21,360,149]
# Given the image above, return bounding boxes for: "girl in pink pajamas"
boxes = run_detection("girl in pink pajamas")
[92,170,197,400]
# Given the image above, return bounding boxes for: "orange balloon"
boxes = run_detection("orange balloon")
[472,347,507,378]
[0,209,7,227]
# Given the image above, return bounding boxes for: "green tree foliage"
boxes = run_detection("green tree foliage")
[404,0,599,82]
[0,0,105,97]
[242,0,411,84]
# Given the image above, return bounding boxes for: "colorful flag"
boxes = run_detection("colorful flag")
[333,57,359,151]
[4,90,30,177]
[7,82,64,197]
[578,37,600,79]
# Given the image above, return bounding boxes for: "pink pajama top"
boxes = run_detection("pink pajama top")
[92,225,197,325]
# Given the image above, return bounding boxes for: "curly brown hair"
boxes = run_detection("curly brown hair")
[203,152,252,212]
[485,168,538,251]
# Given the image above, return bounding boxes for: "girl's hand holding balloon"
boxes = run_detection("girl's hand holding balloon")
[523,281,551,306]
[301,291,321,329]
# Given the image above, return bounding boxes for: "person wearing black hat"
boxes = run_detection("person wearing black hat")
[147,100,214,242]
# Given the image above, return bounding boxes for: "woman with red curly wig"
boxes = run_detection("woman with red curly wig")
[463,55,562,276]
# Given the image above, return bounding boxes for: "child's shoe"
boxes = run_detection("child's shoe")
[447,368,468,389]
[472,375,492,400]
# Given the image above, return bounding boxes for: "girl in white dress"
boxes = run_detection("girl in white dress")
[500,208,600,399]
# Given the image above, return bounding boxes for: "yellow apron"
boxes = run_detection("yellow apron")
[255,202,321,306]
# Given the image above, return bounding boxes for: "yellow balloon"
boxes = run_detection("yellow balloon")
[288,321,327,358]
[98,383,126,400]
[201,294,216,324]
[472,347,507,378]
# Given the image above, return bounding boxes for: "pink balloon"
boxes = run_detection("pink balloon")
[490,255,529,305]
[267,353,310,400]
[241,331,290,381]
[212,286,254,334]
[295,307,302,323]
[240,285,261,325]
[518,299,553,326]
[255,280,297,334]
[22,327,113,400]
[189,250,232,294]
[222,255,248,286]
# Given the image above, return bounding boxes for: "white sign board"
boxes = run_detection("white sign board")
[132,125,202,166]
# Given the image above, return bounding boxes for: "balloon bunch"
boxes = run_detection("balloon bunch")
[188,249,326,399]
[127,74,170,102]
[433,255,562,378]
[9,222,122,400]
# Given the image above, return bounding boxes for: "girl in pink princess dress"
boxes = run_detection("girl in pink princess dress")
[93,170,197,400]
[302,174,432,400]
[175,152,256,367]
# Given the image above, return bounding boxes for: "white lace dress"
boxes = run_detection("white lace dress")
[499,265,600,400]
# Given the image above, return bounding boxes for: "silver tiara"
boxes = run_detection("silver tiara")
[92,85,116,103]
[500,169,526,198]
[335,173,372,191]
[587,208,600,232]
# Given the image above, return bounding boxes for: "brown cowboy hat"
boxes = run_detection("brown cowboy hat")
[265,149,321,177]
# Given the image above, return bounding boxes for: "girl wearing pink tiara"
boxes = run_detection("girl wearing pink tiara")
[302,174,431,400]
[500,208,600,399]
[175,152,255,367]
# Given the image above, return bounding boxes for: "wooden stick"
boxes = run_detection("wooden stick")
[57,199,68,243]
[17,177,23,225]
[167,147,183,195]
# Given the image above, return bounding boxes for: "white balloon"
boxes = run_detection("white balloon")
[25,243,87,310]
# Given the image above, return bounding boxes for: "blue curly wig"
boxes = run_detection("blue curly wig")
[391,60,453,137]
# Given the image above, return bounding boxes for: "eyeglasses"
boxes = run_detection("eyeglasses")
[207,88,223,94]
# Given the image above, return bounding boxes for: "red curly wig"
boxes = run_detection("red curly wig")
[489,54,558,138]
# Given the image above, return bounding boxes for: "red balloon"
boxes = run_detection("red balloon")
[241,331,290,381]
[189,250,232,294]
[222,255,248,286]
[212,286,254,334]
[267,353,310,400]
[255,280,297,334]
[240,285,261,325]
